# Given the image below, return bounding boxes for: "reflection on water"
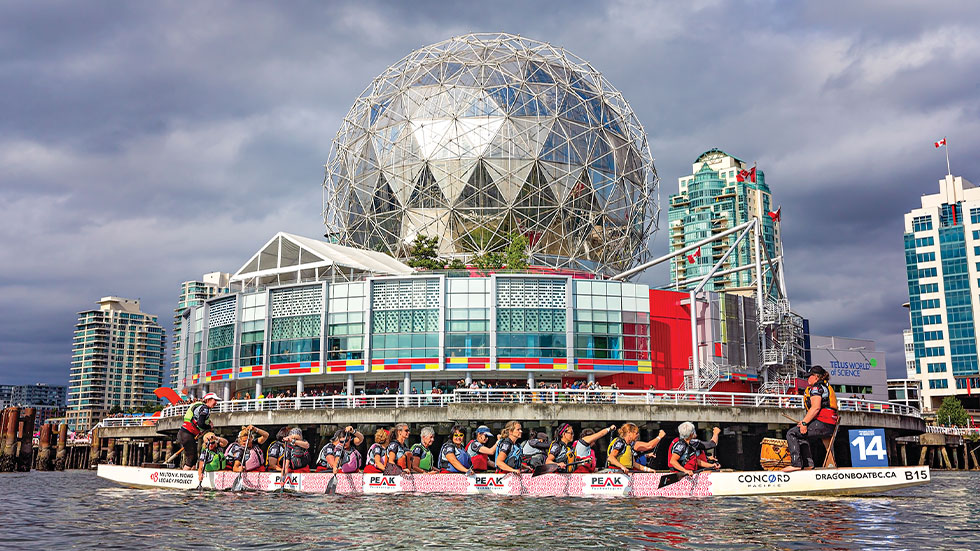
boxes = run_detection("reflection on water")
[0,471,977,550]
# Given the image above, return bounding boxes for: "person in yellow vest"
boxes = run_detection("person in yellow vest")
[606,423,666,473]
[783,365,839,472]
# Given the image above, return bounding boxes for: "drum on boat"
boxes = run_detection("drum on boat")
[760,437,791,471]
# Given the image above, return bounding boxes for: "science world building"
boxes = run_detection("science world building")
[173,34,766,399]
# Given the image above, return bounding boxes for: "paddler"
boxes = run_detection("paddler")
[783,365,839,472]
[196,432,228,482]
[545,423,576,472]
[410,426,436,473]
[178,392,219,470]
[225,424,269,472]
[606,423,664,473]
[668,422,721,475]
[333,426,363,473]
[465,425,497,472]
[495,420,525,473]
[386,423,414,471]
[281,427,312,476]
[571,425,617,473]
[266,427,291,471]
[437,425,471,473]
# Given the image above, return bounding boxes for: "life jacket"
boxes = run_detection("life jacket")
[412,444,433,471]
[466,439,489,471]
[438,442,471,472]
[181,402,207,435]
[316,443,337,470]
[548,440,575,472]
[607,437,634,469]
[366,443,387,470]
[669,437,705,472]
[285,443,311,470]
[336,448,361,473]
[805,382,840,425]
[501,439,523,471]
[266,441,286,468]
[573,439,597,473]
[201,448,226,472]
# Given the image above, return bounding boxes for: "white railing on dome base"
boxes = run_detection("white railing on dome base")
[98,417,159,428]
[925,425,980,436]
[155,389,920,419]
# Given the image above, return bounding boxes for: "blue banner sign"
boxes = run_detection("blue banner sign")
[848,428,889,467]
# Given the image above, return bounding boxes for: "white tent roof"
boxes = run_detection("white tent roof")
[231,232,413,282]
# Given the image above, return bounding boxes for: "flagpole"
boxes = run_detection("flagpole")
[945,136,951,176]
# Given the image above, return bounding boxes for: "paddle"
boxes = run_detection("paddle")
[231,429,253,492]
[325,472,338,494]
[781,412,802,424]
[657,467,712,489]
[532,458,588,477]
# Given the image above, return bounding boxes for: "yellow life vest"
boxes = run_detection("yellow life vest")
[606,437,633,469]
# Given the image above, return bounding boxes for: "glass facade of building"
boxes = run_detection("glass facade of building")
[175,275,657,393]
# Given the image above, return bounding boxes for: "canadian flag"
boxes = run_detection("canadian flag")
[767,207,781,222]
[750,166,757,183]
[736,166,758,183]
[935,138,946,148]
[687,247,701,264]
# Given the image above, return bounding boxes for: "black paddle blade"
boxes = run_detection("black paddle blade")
[325,474,338,494]
[532,463,562,477]
[657,471,686,489]
[383,463,403,476]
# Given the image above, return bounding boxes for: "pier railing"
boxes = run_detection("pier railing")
[100,417,158,428]
[925,425,980,436]
[153,389,919,419]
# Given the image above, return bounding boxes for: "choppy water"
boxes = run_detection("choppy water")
[1,470,977,550]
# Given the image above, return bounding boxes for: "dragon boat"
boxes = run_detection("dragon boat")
[98,464,930,497]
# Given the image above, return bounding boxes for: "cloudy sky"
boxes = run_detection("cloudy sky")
[3,1,979,386]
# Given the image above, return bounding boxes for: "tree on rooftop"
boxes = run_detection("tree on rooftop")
[406,235,443,270]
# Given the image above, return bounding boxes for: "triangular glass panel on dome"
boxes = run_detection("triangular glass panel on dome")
[456,160,505,209]
[540,124,571,164]
[430,159,471,204]
[372,174,399,215]
[539,160,579,203]
[514,163,558,209]
[387,162,423,207]
[484,158,533,204]
[558,92,591,126]
[408,164,448,208]
[526,61,554,84]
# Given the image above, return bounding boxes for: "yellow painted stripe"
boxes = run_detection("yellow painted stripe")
[500,363,511,369]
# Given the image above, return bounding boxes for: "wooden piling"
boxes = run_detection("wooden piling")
[55,424,68,471]
[107,438,116,465]
[88,428,100,468]
[0,406,19,471]
[37,423,53,471]
[900,444,907,466]
[16,408,35,472]
[121,441,129,466]
[151,440,161,464]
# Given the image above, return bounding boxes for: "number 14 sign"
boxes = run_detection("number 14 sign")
[849,428,889,467]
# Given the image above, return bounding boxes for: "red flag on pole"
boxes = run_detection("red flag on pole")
[687,247,701,264]
[767,207,781,222]
[935,138,946,148]
[750,166,757,183]
[736,169,749,182]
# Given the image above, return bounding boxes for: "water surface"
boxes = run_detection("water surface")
[1,470,976,550]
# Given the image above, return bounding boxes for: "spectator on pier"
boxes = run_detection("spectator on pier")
[178,392,219,470]
[266,427,290,471]
[783,365,839,472]
[669,423,721,475]
[411,426,436,473]
[606,423,664,473]
[466,425,497,471]
[364,428,390,473]
[197,432,228,481]
[226,424,269,472]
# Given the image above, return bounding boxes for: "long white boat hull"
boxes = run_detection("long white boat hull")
[97,464,930,497]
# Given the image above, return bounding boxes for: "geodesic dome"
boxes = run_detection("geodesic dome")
[323,32,659,275]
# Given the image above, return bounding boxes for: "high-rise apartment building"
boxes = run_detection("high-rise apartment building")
[67,297,165,431]
[903,174,980,411]
[0,383,66,429]
[668,149,781,293]
[171,272,231,387]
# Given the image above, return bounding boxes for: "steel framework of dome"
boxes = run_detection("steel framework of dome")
[323,32,659,275]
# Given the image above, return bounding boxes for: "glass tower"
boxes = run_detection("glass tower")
[903,174,980,411]
[67,297,165,431]
[668,149,780,293]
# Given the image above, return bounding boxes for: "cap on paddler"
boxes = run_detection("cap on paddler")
[476,425,492,435]
[202,392,220,402]
[807,365,828,377]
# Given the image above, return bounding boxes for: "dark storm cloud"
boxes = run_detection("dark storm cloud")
[2,1,979,385]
